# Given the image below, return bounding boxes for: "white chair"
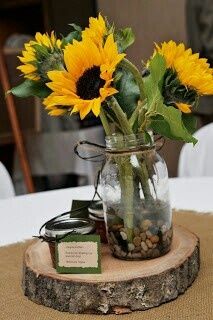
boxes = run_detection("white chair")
[178,123,213,177]
[0,162,15,199]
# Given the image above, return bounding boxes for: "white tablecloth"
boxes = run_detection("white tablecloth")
[0,177,212,246]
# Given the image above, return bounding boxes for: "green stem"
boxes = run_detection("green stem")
[110,96,153,201]
[133,160,153,202]
[120,58,145,101]
[99,108,111,136]
[104,97,154,242]
[138,102,147,129]
[129,101,140,128]
[117,157,134,242]
[110,96,132,135]
[105,112,123,132]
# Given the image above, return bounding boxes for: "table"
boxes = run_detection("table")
[0,177,213,247]
[0,177,213,320]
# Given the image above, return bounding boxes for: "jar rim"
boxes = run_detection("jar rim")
[44,217,95,240]
[105,132,154,151]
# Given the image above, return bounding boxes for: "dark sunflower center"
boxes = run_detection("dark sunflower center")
[76,66,105,100]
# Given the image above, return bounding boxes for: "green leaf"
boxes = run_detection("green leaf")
[114,67,140,118]
[68,23,82,32]
[62,31,82,45]
[149,115,174,139]
[143,53,197,144]
[182,113,197,134]
[62,24,82,46]
[143,54,166,107]
[9,80,51,98]
[114,27,135,53]
[148,53,166,90]
[149,104,197,144]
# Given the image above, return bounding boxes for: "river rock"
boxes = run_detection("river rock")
[133,227,140,236]
[150,235,159,243]
[141,219,152,231]
[141,241,148,252]
[120,231,127,241]
[146,230,152,239]
[140,232,146,241]
[128,243,135,252]
[133,236,141,247]
[146,239,153,249]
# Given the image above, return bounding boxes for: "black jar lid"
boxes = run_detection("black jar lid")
[44,217,95,240]
[89,213,104,222]
[88,201,104,220]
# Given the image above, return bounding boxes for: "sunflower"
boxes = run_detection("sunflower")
[17,31,63,81]
[43,34,125,118]
[82,13,107,45]
[154,40,213,113]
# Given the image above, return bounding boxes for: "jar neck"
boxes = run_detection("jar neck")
[105,132,155,152]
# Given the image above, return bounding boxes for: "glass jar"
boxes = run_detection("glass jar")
[44,217,95,267]
[100,133,172,260]
[88,201,108,243]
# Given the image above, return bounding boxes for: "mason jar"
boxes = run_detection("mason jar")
[100,133,173,260]
[44,217,95,266]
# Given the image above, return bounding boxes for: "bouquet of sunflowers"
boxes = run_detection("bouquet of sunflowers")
[10,13,213,142]
[10,14,213,260]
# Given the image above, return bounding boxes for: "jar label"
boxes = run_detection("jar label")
[56,234,101,274]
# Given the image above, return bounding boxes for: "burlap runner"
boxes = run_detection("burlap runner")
[0,210,212,320]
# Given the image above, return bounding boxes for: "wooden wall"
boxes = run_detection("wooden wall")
[98,0,187,64]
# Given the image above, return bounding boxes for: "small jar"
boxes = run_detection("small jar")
[44,217,95,267]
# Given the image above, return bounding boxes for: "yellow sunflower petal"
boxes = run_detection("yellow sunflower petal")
[78,101,93,120]
[35,32,44,45]
[43,93,79,108]
[49,109,67,116]
[56,39,62,49]
[92,98,101,116]
[176,103,192,113]
[102,34,120,63]
[82,13,107,45]
[25,74,40,81]
[71,105,80,114]
[17,64,37,74]
[100,87,118,100]
[47,70,76,93]
[50,31,56,44]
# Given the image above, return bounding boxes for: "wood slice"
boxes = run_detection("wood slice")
[23,225,200,314]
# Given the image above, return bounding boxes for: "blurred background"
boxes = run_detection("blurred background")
[0,0,212,196]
